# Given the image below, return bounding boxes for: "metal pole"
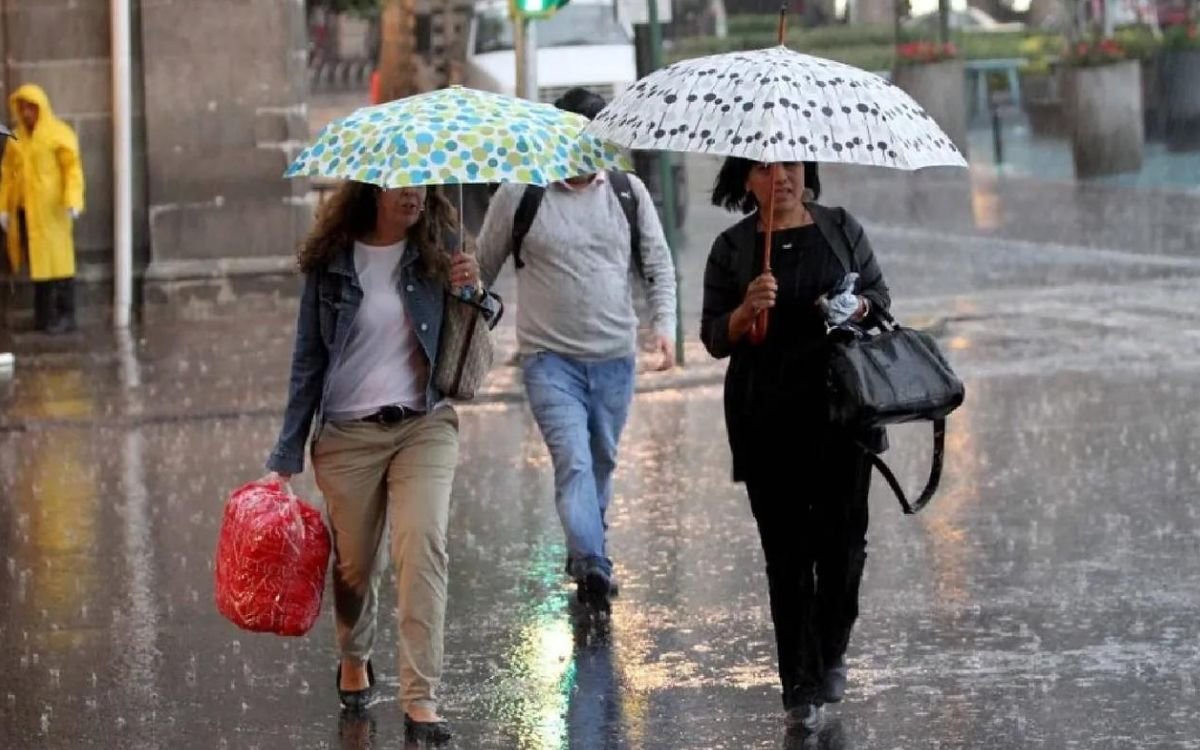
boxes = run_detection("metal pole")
[937,0,950,45]
[515,16,538,101]
[645,0,682,365]
[514,15,525,98]
[991,106,1003,164]
[111,0,134,329]
[526,18,538,101]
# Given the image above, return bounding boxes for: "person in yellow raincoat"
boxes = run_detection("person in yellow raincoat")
[0,84,86,333]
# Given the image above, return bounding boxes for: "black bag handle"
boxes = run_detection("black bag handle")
[865,419,946,515]
[448,290,505,330]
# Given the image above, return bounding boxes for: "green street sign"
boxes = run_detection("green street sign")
[510,0,569,20]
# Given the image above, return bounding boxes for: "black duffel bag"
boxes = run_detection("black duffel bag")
[827,310,966,514]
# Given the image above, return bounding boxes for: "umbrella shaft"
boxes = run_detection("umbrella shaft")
[751,164,780,345]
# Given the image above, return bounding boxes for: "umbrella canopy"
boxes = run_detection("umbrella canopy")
[585,45,967,171]
[286,86,629,188]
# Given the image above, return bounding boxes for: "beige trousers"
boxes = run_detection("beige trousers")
[312,407,459,713]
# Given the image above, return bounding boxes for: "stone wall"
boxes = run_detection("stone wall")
[0,0,150,280]
[138,0,312,316]
[1,0,311,327]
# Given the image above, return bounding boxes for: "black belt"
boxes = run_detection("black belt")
[358,405,425,425]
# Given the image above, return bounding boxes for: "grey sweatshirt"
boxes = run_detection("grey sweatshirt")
[476,173,678,361]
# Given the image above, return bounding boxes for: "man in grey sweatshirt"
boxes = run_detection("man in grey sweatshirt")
[476,88,678,609]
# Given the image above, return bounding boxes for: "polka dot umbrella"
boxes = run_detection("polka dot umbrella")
[285,86,630,188]
[585,13,966,343]
[583,45,968,171]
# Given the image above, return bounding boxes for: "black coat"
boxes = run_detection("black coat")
[699,203,891,482]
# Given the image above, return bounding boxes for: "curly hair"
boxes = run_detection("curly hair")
[297,181,455,279]
[711,158,821,214]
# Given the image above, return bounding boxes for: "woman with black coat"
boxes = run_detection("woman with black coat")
[700,158,891,735]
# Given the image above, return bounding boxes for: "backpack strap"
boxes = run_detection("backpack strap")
[606,170,648,283]
[511,185,546,270]
[865,419,947,515]
[512,172,646,280]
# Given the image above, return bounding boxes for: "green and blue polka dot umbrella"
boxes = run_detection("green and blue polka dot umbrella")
[286,86,630,187]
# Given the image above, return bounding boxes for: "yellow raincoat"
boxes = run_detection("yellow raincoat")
[0,84,85,281]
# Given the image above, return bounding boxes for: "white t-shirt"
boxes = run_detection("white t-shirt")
[324,240,428,420]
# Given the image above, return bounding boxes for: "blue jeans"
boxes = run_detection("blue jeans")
[522,352,636,581]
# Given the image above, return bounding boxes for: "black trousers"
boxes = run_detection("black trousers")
[33,278,76,332]
[745,437,872,708]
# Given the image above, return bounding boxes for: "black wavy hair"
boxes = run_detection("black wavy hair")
[711,158,821,214]
[553,87,607,120]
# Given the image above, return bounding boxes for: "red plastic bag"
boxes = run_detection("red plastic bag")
[214,479,331,637]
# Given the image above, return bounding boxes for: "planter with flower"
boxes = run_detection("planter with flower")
[1062,36,1144,177]
[892,41,968,155]
[1019,34,1066,136]
[1159,23,1200,150]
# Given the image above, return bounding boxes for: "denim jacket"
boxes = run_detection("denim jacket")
[266,242,452,475]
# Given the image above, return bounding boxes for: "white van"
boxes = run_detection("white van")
[459,0,687,233]
[463,0,637,104]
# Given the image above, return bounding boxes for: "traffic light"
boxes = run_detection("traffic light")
[510,0,569,20]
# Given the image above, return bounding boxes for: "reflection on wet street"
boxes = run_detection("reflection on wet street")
[2,161,1199,749]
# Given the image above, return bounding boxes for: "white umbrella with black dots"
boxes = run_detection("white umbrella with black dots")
[585,44,967,171]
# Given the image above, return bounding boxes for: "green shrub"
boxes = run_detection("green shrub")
[1161,22,1200,50]
[1114,24,1164,59]
[671,19,1074,71]
[788,24,899,49]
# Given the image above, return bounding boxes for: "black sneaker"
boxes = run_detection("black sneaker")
[576,569,613,612]
[336,660,376,713]
[822,657,848,703]
[405,714,453,744]
[567,556,620,598]
[785,703,825,736]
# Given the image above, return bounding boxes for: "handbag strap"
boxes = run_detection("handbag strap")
[451,309,481,393]
[865,419,946,515]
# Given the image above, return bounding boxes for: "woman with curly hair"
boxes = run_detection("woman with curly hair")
[265,182,486,743]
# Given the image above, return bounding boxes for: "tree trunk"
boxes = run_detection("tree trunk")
[1025,0,1060,30]
[377,0,419,103]
[938,0,950,43]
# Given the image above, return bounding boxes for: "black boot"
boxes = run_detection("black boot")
[33,281,53,332]
[821,656,848,703]
[785,703,825,736]
[45,279,76,335]
[57,278,77,333]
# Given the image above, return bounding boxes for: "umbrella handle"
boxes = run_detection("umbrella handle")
[749,163,780,346]
[777,3,788,45]
[750,310,769,344]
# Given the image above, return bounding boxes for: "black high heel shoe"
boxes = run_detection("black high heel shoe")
[404,714,453,744]
[336,659,376,713]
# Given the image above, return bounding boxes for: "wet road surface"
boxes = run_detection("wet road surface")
[2,159,1199,749]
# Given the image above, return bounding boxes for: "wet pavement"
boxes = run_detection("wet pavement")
[3,152,1200,749]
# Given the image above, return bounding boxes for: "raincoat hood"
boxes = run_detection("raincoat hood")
[9,84,56,138]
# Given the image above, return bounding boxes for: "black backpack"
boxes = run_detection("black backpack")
[510,170,653,284]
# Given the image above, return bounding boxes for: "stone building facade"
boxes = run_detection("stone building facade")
[0,0,311,325]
